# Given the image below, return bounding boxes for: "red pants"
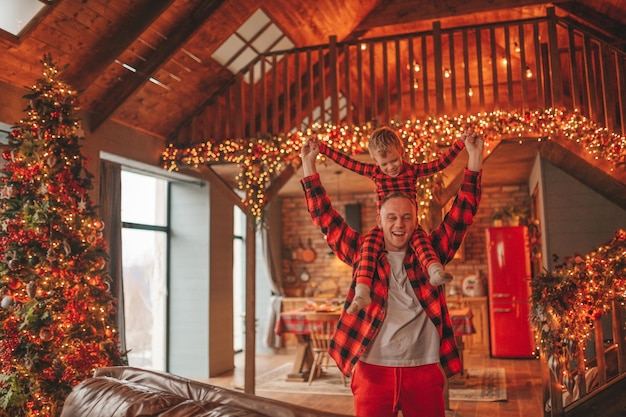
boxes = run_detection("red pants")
[351,362,445,417]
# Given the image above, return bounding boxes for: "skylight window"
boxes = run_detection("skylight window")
[0,0,46,37]
[211,9,294,84]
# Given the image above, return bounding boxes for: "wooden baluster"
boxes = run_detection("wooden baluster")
[329,36,339,125]
[546,7,563,107]
[395,38,402,121]
[504,25,514,108]
[475,27,485,110]
[408,37,416,118]
[612,300,626,374]
[594,315,607,386]
[260,59,267,135]
[249,63,256,136]
[532,22,545,108]
[272,54,278,134]
[433,21,444,115]
[343,43,352,125]
[382,40,390,123]
[448,31,457,113]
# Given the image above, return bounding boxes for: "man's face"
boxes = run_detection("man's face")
[376,195,416,252]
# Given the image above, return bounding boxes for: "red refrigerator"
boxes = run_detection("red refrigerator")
[486,226,535,358]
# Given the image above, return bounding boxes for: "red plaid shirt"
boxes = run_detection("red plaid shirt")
[319,139,465,211]
[301,168,482,378]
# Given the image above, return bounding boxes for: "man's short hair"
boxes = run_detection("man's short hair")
[381,191,417,212]
[368,126,404,158]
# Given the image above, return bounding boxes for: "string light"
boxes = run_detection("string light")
[161,108,626,222]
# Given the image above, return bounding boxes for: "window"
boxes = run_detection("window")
[121,170,169,370]
[211,8,294,83]
[0,0,46,37]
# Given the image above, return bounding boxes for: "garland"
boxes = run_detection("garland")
[530,229,626,395]
[161,108,626,220]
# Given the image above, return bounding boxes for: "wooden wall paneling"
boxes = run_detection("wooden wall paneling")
[395,39,402,121]
[343,44,353,125]
[224,81,232,139]
[546,7,563,106]
[408,37,416,118]
[382,40,390,122]
[329,36,339,125]
[519,23,529,110]
[462,30,471,111]
[476,28,486,109]
[504,25,514,108]
[489,27,500,108]
[448,32,458,113]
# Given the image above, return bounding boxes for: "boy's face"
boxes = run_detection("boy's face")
[372,148,403,177]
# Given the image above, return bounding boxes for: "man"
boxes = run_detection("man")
[299,132,483,417]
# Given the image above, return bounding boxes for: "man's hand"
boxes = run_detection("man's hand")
[464,129,484,172]
[301,138,320,177]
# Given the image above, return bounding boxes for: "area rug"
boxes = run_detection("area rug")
[255,363,352,396]
[448,367,507,402]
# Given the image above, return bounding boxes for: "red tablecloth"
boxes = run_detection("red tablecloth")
[275,310,340,336]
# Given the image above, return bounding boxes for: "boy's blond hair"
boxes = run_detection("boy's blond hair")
[368,126,404,158]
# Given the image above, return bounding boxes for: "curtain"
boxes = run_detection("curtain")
[99,160,127,357]
[258,222,284,350]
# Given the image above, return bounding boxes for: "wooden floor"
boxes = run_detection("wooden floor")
[204,348,544,417]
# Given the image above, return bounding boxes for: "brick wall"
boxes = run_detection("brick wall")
[280,181,530,297]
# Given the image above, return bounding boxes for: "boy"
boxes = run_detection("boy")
[313,126,469,314]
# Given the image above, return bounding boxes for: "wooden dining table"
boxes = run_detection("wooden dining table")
[274,309,341,382]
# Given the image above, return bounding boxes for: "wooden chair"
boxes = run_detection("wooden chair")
[305,312,346,386]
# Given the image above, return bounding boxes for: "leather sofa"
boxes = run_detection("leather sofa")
[60,366,352,417]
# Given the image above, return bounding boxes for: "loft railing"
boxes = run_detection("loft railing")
[170,6,626,145]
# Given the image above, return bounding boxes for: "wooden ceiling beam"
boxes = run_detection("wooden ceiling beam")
[63,0,176,91]
[89,0,227,132]
[353,0,567,33]
[557,1,626,44]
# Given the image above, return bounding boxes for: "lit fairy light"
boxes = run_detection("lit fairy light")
[161,108,625,222]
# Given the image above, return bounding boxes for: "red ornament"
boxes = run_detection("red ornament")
[39,327,54,342]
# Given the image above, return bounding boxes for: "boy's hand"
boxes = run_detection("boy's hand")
[300,138,320,177]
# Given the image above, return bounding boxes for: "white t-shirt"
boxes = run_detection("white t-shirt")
[360,251,440,367]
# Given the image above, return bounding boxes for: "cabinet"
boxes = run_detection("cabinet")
[448,296,489,353]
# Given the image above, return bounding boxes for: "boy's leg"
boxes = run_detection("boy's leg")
[347,227,382,314]
[413,225,453,286]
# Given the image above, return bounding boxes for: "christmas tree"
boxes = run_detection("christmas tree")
[0,55,125,417]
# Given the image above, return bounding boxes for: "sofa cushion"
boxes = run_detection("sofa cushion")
[91,366,351,417]
[61,376,186,417]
